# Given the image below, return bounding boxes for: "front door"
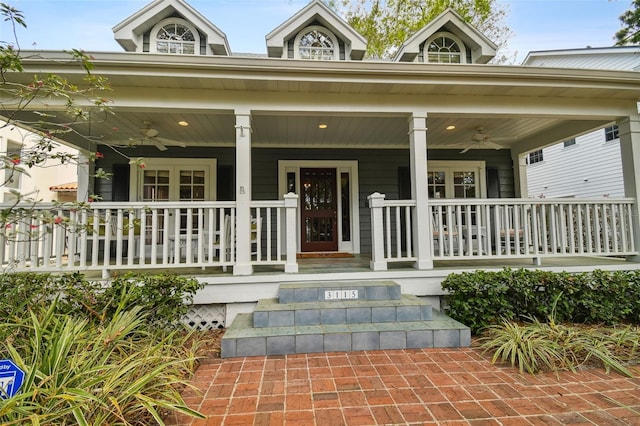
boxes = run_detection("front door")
[301,168,338,252]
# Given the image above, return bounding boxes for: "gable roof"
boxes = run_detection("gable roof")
[265,0,367,60]
[112,0,230,55]
[394,8,497,63]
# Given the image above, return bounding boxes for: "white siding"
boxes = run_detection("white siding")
[526,129,624,199]
[524,47,636,200]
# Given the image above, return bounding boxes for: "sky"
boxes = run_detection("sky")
[0,0,633,63]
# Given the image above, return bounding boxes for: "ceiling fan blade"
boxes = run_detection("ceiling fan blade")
[484,141,505,150]
[150,139,168,151]
[157,137,187,148]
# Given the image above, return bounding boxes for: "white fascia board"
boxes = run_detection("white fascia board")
[266,0,366,59]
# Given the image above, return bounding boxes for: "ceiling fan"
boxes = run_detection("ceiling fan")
[459,127,509,153]
[130,121,187,151]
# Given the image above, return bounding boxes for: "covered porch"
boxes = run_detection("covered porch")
[4,53,640,282]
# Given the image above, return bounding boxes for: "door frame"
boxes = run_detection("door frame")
[278,160,360,254]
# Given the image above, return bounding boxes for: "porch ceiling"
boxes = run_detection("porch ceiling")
[60,109,612,155]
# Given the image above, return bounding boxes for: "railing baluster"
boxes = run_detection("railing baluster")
[266,208,272,261]
[276,207,282,262]
[405,205,412,258]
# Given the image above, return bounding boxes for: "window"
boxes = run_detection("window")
[153,20,197,55]
[605,125,619,142]
[425,33,463,63]
[295,27,338,60]
[427,161,486,199]
[528,149,544,164]
[563,138,576,148]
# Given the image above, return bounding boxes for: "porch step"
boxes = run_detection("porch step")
[221,310,471,358]
[278,280,401,303]
[253,294,432,328]
[221,280,471,358]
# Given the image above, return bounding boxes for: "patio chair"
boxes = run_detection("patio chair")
[497,206,525,254]
[213,214,232,271]
[431,213,459,255]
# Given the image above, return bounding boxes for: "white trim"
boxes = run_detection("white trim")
[265,0,366,60]
[293,26,340,61]
[150,18,200,55]
[129,158,217,201]
[424,32,466,64]
[278,160,360,254]
[427,160,487,198]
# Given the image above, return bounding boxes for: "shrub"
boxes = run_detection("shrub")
[97,273,204,328]
[442,268,640,334]
[0,272,203,329]
[0,301,204,425]
[480,318,639,377]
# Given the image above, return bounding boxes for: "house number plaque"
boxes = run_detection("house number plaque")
[324,290,358,300]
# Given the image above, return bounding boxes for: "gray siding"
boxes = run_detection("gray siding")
[95,146,514,253]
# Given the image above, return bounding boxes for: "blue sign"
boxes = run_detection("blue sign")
[0,359,25,399]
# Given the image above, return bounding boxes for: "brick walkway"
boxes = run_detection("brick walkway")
[165,348,640,425]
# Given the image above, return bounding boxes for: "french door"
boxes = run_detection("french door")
[130,159,216,250]
[300,168,338,252]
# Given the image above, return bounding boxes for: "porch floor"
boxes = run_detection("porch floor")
[90,254,638,279]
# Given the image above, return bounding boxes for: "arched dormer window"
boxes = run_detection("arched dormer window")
[294,26,339,60]
[151,18,199,55]
[424,32,465,64]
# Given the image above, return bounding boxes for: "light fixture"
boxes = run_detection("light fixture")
[318,123,328,129]
[178,120,189,127]
[446,125,456,130]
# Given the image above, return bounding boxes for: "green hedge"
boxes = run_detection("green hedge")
[0,272,203,329]
[441,268,640,334]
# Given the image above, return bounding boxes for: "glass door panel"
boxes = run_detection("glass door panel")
[453,171,476,198]
[142,169,170,244]
[301,168,338,251]
[428,171,446,198]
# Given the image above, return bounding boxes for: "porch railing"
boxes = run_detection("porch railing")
[0,199,298,275]
[369,195,637,266]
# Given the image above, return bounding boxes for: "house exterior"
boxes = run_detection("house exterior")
[523,46,640,199]
[2,0,640,328]
[0,122,78,203]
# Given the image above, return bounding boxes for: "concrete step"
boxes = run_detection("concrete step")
[253,294,432,328]
[278,280,401,304]
[221,310,471,358]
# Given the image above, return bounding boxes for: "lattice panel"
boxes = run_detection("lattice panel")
[182,304,226,330]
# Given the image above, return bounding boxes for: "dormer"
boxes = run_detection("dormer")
[394,8,496,64]
[266,0,367,61]
[113,0,230,56]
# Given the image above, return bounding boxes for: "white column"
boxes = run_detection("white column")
[284,192,299,273]
[409,113,433,269]
[619,115,640,262]
[234,110,253,275]
[368,192,387,271]
[77,149,93,202]
[512,152,528,198]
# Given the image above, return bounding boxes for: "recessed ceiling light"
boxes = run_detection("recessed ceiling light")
[318,123,328,129]
[446,125,456,130]
[178,120,189,126]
